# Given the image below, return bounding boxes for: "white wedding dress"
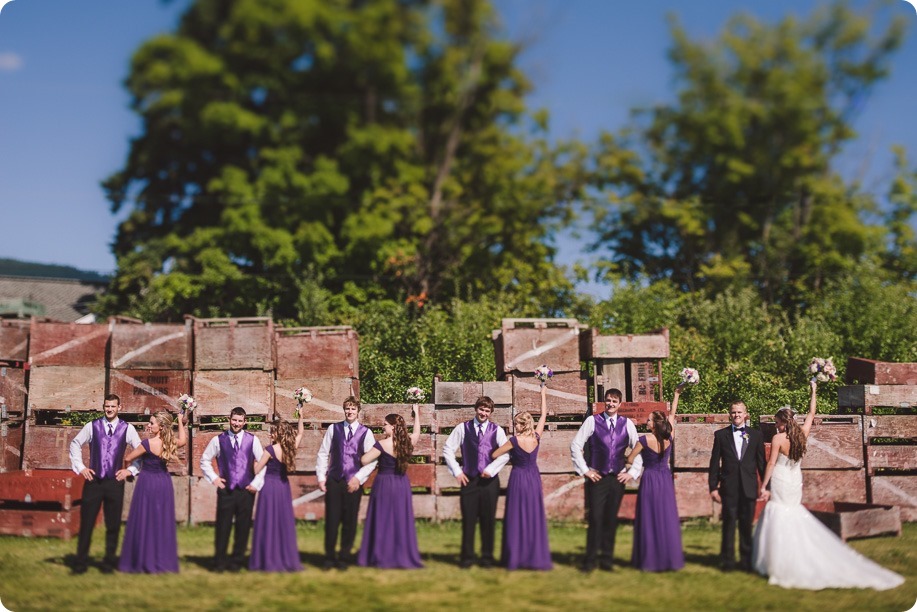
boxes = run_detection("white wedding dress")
[752,453,904,590]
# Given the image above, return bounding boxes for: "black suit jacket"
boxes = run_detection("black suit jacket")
[708,426,766,501]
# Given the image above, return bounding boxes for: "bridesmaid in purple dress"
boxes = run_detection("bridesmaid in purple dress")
[119,411,187,573]
[249,413,304,572]
[487,384,552,570]
[357,407,423,569]
[623,383,686,572]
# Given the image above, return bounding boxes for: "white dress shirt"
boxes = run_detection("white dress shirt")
[69,417,142,477]
[199,430,266,491]
[732,425,747,457]
[315,421,378,485]
[442,419,511,478]
[570,413,644,479]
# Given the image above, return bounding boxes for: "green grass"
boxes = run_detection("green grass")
[0,521,914,611]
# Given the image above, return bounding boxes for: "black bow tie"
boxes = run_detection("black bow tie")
[734,426,746,433]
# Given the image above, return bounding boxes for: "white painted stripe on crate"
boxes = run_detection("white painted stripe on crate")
[807,436,861,468]
[5,444,20,457]
[30,326,110,362]
[112,331,187,368]
[9,339,27,358]
[194,375,271,413]
[543,477,583,504]
[504,328,579,371]
[292,489,326,505]
[515,380,588,403]
[872,477,917,506]
[109,370,179,409]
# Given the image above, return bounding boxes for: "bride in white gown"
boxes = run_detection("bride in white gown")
[753,381,904,590]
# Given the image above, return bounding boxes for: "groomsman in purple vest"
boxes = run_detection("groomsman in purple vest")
[443,396,510,568]
[69,394,142,574]
[570,388,643,572]
[316,396,377,570]
[199,406,266,572]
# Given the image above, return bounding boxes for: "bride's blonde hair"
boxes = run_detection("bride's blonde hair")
[775,407,806,462]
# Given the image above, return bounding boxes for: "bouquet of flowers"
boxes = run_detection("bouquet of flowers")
[534,365,554,386]
[680,368,700,385]
[177,394,197,416]
[808,357,837,383]
[293,387,313,418]
[405,387,426,403]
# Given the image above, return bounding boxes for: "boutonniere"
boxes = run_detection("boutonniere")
[742,431,750,442]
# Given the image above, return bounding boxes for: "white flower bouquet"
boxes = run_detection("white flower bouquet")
[405,387,426,403]
[177,394,197,416]
[293,387,313,417]
[680,368,700,385]
[534,365,554,386]
[808,357,837,383]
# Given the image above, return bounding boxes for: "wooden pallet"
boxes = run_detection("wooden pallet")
[510,372,589,417]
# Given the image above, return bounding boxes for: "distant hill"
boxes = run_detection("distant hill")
[0,258,110,283]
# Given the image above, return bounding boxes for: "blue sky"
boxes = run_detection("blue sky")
[0,0,915,297]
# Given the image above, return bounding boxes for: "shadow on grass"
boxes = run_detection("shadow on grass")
[183,555,223,571]
[683,550,725,569]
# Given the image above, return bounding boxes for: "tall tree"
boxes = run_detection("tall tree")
[98,0,586,320]
[591,2,907,305]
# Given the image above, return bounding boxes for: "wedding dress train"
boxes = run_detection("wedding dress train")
[752,453,904,590]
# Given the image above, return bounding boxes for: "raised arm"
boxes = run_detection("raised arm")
[294,412,304,447]
[668,383,685,430]
[534,385,548,438]
[801,380,818,438]
[409,405,421,447]
[175,412,188,449]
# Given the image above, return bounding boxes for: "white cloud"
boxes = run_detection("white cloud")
[0,52,23,72]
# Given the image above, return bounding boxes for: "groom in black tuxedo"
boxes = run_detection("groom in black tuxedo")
[708,400,766,572]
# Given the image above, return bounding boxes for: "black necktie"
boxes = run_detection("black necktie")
[107,423,113,436]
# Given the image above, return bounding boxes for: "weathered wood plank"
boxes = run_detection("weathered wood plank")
[432,406,512,432]
[122,475,189,523]
[360,403,434,429]
[29,321,109,367]
[108,369,191,415]
[808,502,901,540]
[838,385,917,411]
[27,366,106,412]
[274,377,358,422]
[511,372,589,418]
[497,325,583,373]
[800,469,867,505]
[274,326,358,379]
[0,421,23,472]
[870,475,917,522]
[22,425,86,470]
[0,320,29,361]
[192,317,274,371]
[866,446,917,472]
[288,473,325,521]
[674,471,715,518]
[543,473,586,521]
[0,365,28,416]
[0,469,81,506]
[760,416,864,469]
[110,321,192,370]
[0,505,80,538]
[846,357,917,386]
[192,370,274,418]
[531,427,579,473]
[580,328,670,360]
[863,415,917,441]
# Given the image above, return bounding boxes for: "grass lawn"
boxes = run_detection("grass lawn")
[0,520,914,611]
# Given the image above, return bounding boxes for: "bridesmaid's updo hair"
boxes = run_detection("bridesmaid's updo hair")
[270,418,297,472]
[154,412,178,462]
[385,413,413,474]
[649,410,672,455]
[775,407,807,462]
[514,411,535,437]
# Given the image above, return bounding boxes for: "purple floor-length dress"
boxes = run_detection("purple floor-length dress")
[249,446,302,572]
[631,434,684,571]
[357,442,423,569]
[118,439,178,573]
[502,435,552,570]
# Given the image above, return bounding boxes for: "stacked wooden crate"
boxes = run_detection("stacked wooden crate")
[0,469,83,538]
[432,379,513,520]
[109,318,193,522]
[841,357,917,521]
[0,320,29,472]
[189,317,274,523]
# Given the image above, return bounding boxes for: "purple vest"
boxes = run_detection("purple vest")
[329,422,368,482]
[461,420,498,478]
[90,418,129,480]
[591,414,630,475]
[217,431,255,490]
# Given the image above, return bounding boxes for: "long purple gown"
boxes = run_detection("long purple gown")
[501,435,552,570]
[249,446,302,572]
[631,434,684,571]
[357,442,423,569]
[118,439,178,573]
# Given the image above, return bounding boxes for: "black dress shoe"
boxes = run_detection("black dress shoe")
[599,560,614,572]
[459,559,474,569]
[579,562,596,574]
[720,562,736,572]
[322,560,336,571]
[479,558,495,569]
[72,566,88,575]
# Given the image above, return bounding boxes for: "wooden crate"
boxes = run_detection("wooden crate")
[27,366,106,412]
[29,321,109,367]
[274,326,359,379]
[0,320,30,361]
[543,473,586,521]
[0,504,81,538]
[592,401,666,424]
[122,474,190,523]
[673,471,715,518]
[866,446,917,473]
[594,358,663,403]
[188,475,217,524]
[494,318,584,375]
[1,365,28,418]
[289,473,325,521]
[110,320,192,370]
[360,403,434,429]
[190,427,271,477]
[0,469,82,506]
[432,406,512,432]
[807,502,902,540]
[580,328,669,360]
[1,420,23,472]
[274,377,359,422]
[760,415,864,470]
[846,357,917,386]
[511,371,589,418]
[672,414,732,469]
[433,380,513,406]
[838,385,917,413]
[870,476,917,522]
[108,369,191,415]
[864,414,917,442]
[435,494,506,521]
[801,469,867,505]
[22,425,85,470]
[364,463,435,490]
[192,370,273,418]
[193,317,274,371]
[531,426,579,473]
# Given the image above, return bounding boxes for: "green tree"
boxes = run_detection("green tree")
[591,2,907,305]
[98,0,587,320]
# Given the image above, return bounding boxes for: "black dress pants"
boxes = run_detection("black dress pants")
[324,477,363,561]
[75,478,125,568]
[584,474,625,564]
[214,487,255,568]
[459,474,500,564]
